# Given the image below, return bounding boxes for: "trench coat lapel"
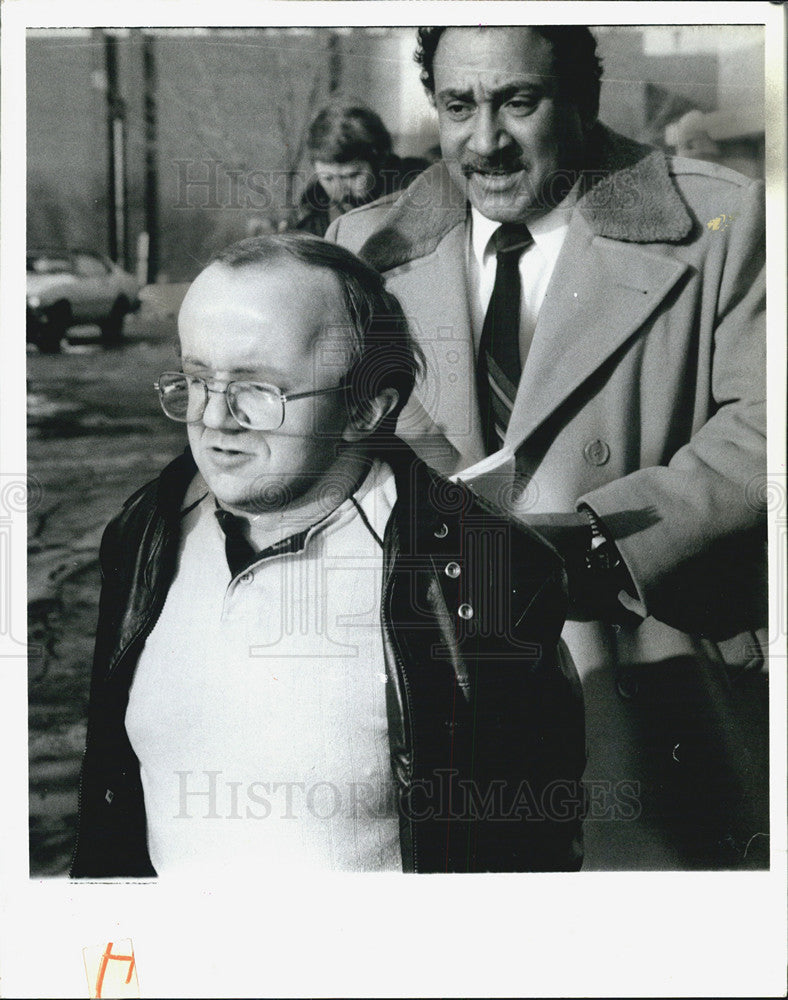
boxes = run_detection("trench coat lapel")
[504,212,690,449]
[357,130,693,463]
[386,224,487,467]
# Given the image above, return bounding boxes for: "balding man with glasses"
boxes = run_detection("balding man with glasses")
[71,233,584,878]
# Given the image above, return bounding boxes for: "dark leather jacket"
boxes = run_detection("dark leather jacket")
[71,443,584,876]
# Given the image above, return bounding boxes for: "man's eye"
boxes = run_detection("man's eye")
[444,102,473,121]
[506,97,538,115]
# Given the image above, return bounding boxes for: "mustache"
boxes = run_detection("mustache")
[460,151,527,176]
[336,192,369,209]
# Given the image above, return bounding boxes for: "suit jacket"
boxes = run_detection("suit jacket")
[328,125,768,870]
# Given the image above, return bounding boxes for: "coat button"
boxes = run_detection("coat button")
[240,571,254,584]
[583,438,610,465]
[445,562,461,578]
[105,789,114,804]
[458,603,474,619]
[433,522,449,539]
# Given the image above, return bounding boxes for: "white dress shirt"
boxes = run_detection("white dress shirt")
[466,200,574,364]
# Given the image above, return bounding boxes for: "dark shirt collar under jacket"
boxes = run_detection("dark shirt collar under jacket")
[210,460,387,579]
[213,502,311,578]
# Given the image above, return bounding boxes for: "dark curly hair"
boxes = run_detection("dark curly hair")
[415,26,603,125]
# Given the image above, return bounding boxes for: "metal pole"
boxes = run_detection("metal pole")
[104,32,126,263]
[328,31,341,94]
[142,33,159,283]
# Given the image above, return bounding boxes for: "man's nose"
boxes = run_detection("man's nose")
[468,106,508,157]
[201,387,239,431]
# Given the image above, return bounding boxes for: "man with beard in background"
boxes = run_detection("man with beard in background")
[295,103,427,237]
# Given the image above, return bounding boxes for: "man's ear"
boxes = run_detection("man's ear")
[343,388,400,442]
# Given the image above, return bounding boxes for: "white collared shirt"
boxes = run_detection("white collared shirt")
[466,200,574,360]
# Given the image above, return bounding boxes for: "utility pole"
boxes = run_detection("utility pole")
[142,32,159,283]
[328,31,341,93]
[104,31,127,265]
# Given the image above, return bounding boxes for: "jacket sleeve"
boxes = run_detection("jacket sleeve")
[579,177,766,638]
[468,535,585,872]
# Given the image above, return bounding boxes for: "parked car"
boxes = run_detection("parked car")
[26,249,140,352]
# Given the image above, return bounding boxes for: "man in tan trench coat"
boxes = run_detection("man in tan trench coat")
[329,25,768,869]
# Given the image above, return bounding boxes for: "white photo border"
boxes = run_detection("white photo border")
[2,2,785,997]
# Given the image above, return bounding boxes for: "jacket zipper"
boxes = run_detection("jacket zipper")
[385,620,419,873]
[70,745,88,875]
[382,562,420,874]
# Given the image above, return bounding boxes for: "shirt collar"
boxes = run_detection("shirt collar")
[469,182,579,266]
[469,208,501,267]
[205,459,396,575]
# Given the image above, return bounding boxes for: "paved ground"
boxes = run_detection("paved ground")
[28,307,185,876]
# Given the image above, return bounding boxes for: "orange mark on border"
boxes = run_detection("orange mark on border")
[83,938,139,999]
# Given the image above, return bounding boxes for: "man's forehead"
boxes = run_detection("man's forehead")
[185,259,342,307]
[179,261,353,349]
[315,160,368,175]
[434,26,555,89]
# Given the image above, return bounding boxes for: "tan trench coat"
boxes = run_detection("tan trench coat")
[328,126,768,869]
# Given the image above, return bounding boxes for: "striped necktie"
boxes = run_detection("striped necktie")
[477,222,533,453]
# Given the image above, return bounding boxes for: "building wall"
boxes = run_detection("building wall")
[153,29,336,278]
[27,30,107,253]
[336,28,439,156]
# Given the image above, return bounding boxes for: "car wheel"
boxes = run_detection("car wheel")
[100,296,129,345]
[36,302,70,354]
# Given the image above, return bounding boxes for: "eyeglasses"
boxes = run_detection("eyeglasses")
[154,371,348,431]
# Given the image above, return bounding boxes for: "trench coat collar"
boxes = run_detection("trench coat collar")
[357,125,693,462]
[358,124,693,274]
